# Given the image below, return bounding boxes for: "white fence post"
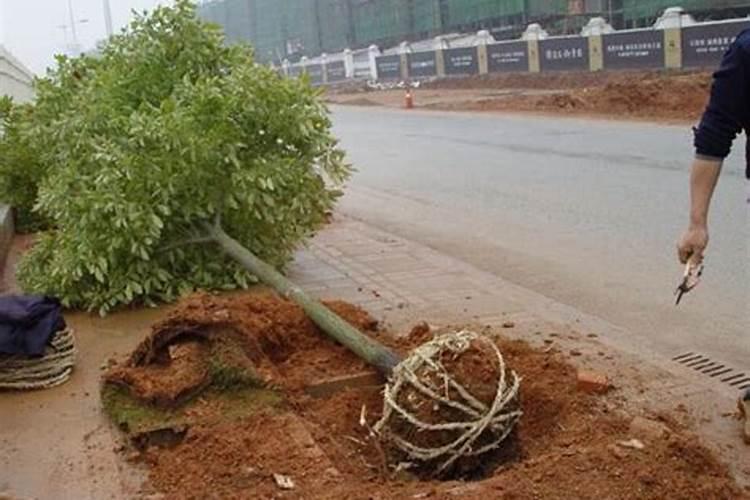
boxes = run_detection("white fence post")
[344,48,354,78]
[434,36,448,77]
[398,41,411,80]
[368,44,380,80]
[475,30,492,75]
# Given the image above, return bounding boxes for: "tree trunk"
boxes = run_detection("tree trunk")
[206,223,402,376]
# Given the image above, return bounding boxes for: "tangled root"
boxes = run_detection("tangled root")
[375,330,522,476]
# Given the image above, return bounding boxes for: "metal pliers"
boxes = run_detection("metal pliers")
[674,261,704,305]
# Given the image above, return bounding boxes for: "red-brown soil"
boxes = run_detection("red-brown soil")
[107,292,746,499]
[327,70,713,123]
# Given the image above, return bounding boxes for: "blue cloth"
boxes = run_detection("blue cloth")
[0,296,65,357]
[693,29,750,179]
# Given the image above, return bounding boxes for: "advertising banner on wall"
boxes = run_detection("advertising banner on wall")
[682,21,750,68]
[375,55,401,79]
[539,37,589,71]
[444,47,479,76]
[408,51,438,78]
[487,41,529,73]
[326,61,346,82]
[603,30,664,69]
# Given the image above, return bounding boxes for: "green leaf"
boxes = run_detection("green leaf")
[94,267,105,283]
[151,214,164,229]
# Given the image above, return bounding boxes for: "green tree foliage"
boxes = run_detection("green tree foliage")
[0,98,48,232]
[15,1,350,314]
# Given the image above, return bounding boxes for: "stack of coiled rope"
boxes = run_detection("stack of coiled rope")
[0,328,76,390]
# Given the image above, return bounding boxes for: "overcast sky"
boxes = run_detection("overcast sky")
[1,0,175,74]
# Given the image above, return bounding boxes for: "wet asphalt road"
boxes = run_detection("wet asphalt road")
[331,106,748,370]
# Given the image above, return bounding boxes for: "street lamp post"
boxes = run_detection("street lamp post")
[68,0,78,48]
[103,0,113,38]
[63,0,89,56]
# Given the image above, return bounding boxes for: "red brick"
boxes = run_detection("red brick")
[576,369,610,394]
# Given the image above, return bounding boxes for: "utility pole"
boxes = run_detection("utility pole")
[68,0,79,48]
[64,0,88,56]
[58,24,69,46]
[103,0,114,37]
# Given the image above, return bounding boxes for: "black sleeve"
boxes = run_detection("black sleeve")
[693,38,750,160]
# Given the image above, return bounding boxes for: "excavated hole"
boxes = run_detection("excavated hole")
[100,292,743,499]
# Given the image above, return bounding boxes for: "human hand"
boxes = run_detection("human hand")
[677,225,708,265]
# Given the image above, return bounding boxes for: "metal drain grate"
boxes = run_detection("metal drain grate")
[672,352,750,390]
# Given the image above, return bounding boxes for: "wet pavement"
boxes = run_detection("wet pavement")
[332,106,749,372]
[0,308,162,500]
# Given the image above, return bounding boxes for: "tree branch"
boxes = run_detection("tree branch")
[158,235,215,253]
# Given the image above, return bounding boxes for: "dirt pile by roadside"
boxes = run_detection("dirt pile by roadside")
[328,70,713,123]
[423,70,709,92]
[103,292,746,499]
[455,73,712,121]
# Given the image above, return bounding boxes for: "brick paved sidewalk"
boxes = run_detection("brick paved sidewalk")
[290,215,581,329]
[289,215,750,485]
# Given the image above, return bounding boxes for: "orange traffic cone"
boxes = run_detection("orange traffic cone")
[404,88,414,109]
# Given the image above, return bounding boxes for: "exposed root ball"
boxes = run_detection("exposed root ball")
[375,330,522,477]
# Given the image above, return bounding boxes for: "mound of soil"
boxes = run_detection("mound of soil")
[106,291,379,404]
[422,70,708,93]
[423,70,638,91]
[539,74,710,121]
[330,70,714,123]
[339,96,382,107]
[106,292,744,499]
[441,73,711,122]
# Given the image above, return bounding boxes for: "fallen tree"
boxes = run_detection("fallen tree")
[15,1,521,475]
[13,1,351,314]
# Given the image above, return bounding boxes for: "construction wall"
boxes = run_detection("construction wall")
[0,46,34,103]
[287,17,750,84]
[199,0,750,63]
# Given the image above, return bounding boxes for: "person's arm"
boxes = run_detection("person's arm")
[678,158,722,264]
[678,35,750,264]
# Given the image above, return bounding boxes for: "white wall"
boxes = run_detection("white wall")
[0,45,34,102]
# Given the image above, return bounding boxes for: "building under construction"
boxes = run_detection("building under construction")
[198,0,750,63]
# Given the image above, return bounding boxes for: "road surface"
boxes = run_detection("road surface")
[332,105,748,371]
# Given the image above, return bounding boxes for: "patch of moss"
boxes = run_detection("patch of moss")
[101,380,286,440]
[101,384,186,435]
[211,385,285,420]
[208,356,264,391]
[102,336,285,440]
